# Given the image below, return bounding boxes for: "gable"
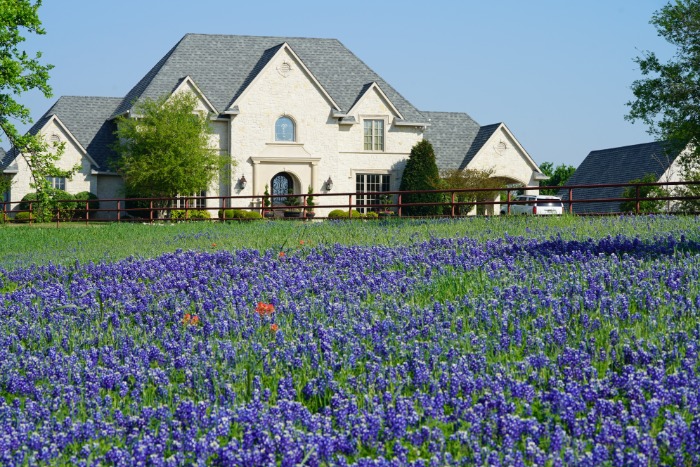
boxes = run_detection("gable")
[171,76,218,114]
[465,124,539,184]
[230,43,339,112]
[112,34,427,123]
[347,83,403,119]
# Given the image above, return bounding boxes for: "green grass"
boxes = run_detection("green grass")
[0,215,698,269]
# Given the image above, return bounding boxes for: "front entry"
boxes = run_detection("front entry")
[271,172,294,207]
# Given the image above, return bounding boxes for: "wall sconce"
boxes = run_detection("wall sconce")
[325,177,333,191]
[238,175,247,189]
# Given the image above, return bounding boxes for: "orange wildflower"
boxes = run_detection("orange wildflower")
[212,243,217,247]
[182,313,200,326]
[270,323,279,333]
[255,302,275,317]
[279,251,285,258]
[299,240,305,245]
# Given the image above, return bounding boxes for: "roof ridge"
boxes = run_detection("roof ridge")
[183,32,339,42]
[589,140,664,153]
[110,35,187,119]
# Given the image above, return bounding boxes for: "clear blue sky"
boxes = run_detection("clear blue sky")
[13,0,674,168]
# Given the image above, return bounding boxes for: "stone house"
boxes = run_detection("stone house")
[1,34,544,217]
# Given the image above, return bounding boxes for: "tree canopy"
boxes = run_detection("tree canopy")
[0,0,52,148]
[626,0,700,162]
[538,162,576,195]
[113,92,227,202]
[439,168,502,215]
[0,0,79,218]
[399,139,442,216]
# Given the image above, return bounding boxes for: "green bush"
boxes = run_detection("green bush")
[18,192,38,211]
[219,209,260,220]
[51,190,77,220]
[399,139,443,216]
[14,211,31,223]
[172,209,211,220]
[364,211,379,219]
[73,191,100,219]
[18,191,76,222]
[328,209,362,219]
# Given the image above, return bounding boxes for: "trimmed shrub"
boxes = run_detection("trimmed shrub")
[18,192,38,211]
[14,211,31,223]
[51,190,77,220]
[243,211,262,219]
[328,209,362,219]
[400,139,443,216]
[73,191,100,219]
[363,211,379,219]
[219,209,260,220]
[18,191,75,222]
[172,209,212,220]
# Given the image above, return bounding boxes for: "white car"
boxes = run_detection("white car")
[501,195,564,215]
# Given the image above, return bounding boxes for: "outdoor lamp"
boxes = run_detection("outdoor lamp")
[325,177,333,191]
[239,176,247,189]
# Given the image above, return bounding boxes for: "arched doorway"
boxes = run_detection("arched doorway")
[271,172,294,207]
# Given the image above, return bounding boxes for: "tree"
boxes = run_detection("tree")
[439,168,502,215]
[620,173,668,213]
[113,92,228,205]
[399,139,442,216]
[539,162,576,195]
[0,0,76,219]
[626,0,700,165]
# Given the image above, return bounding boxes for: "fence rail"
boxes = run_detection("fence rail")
[3,180,700,225]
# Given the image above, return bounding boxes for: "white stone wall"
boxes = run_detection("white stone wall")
[8,119,95,211]
[230,49,423,216]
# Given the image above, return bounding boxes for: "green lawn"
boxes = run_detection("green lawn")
[1,215,697,269]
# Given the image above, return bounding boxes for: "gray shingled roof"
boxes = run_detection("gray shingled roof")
[559,141,680,213]
[422,111,500,170]
[1,97,122,171]
[112,34,427,123]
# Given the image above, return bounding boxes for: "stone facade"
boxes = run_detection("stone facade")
[2,34,543,218]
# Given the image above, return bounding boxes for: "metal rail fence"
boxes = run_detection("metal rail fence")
[2,180,700,226]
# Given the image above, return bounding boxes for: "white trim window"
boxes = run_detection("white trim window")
[46,176,66,191]
[356,173,390,213]
[176,191,207,209]
[363,119,384,151]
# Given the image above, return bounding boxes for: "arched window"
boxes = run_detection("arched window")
[275,116,295,142]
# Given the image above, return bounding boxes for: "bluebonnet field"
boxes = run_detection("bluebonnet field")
[1,217,700,465]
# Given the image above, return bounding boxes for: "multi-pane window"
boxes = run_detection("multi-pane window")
[363,119,384,151]
[176,191,206,209]
[46,176,66,191]
[356,173,390,213]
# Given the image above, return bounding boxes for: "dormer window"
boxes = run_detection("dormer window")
[275,116,295,142]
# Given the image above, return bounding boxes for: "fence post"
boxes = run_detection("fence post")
[149,200,153,224]
[398,193,402,217]
[29,201,33,225]
[568,188,573,214]
[451,191,455,218]
[507,190,511,215]
[85,200,89,226]
[185,198,189,221]
[348,194,352,218]
[635,185,640,215]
